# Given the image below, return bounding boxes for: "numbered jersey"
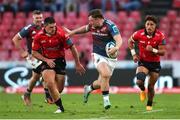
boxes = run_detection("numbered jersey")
[18,23,42,54]
[86,19,120,57]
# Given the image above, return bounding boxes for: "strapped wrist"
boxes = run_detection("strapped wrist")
[152,48,158,54]
[130,49,136,56]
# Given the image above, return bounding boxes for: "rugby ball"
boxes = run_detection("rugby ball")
[105,42,118,59]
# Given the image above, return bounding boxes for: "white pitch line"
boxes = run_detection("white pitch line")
[142,109,164,114]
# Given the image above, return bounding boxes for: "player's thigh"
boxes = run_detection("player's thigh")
[136,66,149,74]
[55,74,65,92]
[148,72,159,85]
[42,70,56,83]
[97,62,112,78]
[31,71,41,80]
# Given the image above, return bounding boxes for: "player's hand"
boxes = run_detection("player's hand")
[75,62,86,75]
[108,47,118,56]
[20,51,28,58]
[146,45,153,52]
[45,59,55,68]
[132,54,139,63]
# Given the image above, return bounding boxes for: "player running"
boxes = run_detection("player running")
[68,9,123,109]
[128,15,166,111]
[12,10,53,105]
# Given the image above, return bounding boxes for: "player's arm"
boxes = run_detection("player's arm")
[68,25,89,37]
[112,34,122,52]
[12,33,28,58]
[146,44,166,56]
[146,37,166,56]
[32,37,55,68]
[128,35,139,63]
[69,45,86,75]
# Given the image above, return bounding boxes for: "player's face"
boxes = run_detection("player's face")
[145,20,156,35]
[88,16,102,28]
[45,23,56,35]
[33,14,43,26]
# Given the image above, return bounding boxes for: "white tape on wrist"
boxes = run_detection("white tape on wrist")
[152,48,158,54]
[26,56,42,69]
[130,49,136,56]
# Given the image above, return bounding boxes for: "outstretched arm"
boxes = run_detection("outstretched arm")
[68,25,89,37]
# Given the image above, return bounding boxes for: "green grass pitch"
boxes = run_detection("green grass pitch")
[0,93,180,119]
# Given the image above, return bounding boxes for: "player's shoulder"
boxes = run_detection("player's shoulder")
[155,29,165,39]
[105,19,116,26]
[57,26,66,35]
[133,29,144,36]
[34,30,44,37]
[23,23,34,30]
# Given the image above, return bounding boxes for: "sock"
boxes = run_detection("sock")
[86,84,94,92]
[44,88,51,99]
[102,91,110,102]
[25,88,32,95]
[147,100,153,106]
[55,98,64,112]
[140,86,145,91]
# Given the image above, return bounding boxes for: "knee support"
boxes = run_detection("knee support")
[136,72,146,82]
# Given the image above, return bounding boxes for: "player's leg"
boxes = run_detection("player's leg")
[136,66,149,102]
[42,69,64,113]
[54,74,65,113]
[97,62,112,109]
[22,71,40,106]
[42,81,54,104]
[83,75,101,103]
[55,74,65,93]
[146,72,159,111]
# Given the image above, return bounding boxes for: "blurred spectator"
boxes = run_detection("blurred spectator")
[119,0,141,11]
[65,0,79,13]
[22,0,43,13]
[89,0,101,10]
[78,0,89,12]
[101,0,117,13]
[42,0,57,13]
[2,0,19,13]
[55,0,65,11]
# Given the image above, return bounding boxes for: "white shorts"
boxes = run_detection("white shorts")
[91,53,117,74]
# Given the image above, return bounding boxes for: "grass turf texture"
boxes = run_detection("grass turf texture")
[0,93,180,119]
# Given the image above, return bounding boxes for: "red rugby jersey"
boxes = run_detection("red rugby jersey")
[132,29,166,62]
[32,27,73,59]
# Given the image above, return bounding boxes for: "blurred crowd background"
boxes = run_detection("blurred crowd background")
[0,0,180,62]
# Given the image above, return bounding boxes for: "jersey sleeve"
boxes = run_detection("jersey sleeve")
[106,20,120,36]
[131,31,139,41]
[159,32,166,45]
[58,27,74,49]
[32,34,41,51]
[18,24,32,38]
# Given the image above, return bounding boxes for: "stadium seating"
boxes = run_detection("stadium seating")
[0,9,179,61]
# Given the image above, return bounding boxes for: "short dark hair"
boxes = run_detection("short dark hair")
[145,15,158,24]
[44,17,55,26]
[32,10,42,15]
[88,9,104,19]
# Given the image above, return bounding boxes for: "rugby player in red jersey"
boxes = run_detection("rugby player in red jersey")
[32,17,85,113]
[128,15,166,111]
[12,10,53,105]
